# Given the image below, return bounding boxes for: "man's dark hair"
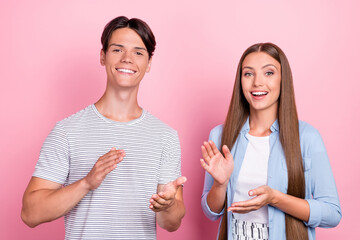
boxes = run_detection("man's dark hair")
[101,16,156,59]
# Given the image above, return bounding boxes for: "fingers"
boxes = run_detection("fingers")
[222,145,232,160]
[231,198,257,208]
[203,141,215,158]
[228,205,260,213]
[202,140,221,164]
[209,141,220,155]
[201,145,211,164]
[149,194,172,212]
[150,194,169,205]
[200,158,210,172]
[228,189,270,213]
[84,148,126,190]
[249,188,260,197]
[97,149,125,169]
[174,176,187,188]
[202,141,223,159]
[248,185,270,197]
[157,179,183,200]
[101,148,125,162]
[228,199,260,213]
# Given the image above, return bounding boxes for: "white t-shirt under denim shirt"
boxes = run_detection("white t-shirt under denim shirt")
[232,133,270,224]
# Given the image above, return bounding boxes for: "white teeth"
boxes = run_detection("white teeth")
[117,68,135,74]
[252,92,267,96]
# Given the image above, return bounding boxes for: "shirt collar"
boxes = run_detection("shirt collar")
[270,119,279,132]
[240,118,250,133]
[240,117,279,133]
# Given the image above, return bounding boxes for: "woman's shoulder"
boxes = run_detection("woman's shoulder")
[208,124,224,146]
[209,124,223,136]
[298,120,326,153]
[298,120,321,139]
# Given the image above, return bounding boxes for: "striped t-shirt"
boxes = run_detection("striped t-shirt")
[33,104,181,240]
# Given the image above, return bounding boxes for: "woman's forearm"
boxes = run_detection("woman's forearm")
[206,182,228,214]
[271,189,310,222]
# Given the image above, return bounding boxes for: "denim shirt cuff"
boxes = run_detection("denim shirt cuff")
[201,192,224,221]
[304,199,321,227]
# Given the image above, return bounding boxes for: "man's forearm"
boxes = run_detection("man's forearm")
[156,198,185,232]
[21,178,90,227]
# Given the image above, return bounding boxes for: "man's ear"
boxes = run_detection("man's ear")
[146,58,152,73]
[100,49,105,66]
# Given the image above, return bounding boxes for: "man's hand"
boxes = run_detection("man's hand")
[83,147,125,191]
[149,176,187,212]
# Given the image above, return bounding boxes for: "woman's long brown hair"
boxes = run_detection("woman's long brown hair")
[219,43,308,240]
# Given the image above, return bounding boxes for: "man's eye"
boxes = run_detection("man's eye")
[135,52,144,56]
[113,49,121,52]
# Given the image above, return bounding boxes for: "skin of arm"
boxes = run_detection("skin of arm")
[149,176,186,232]
[21,148,125,227]
[200,141,234,214]
[205,181,227,214]
[228,185,310,222]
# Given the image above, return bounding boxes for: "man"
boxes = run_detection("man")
[21,16,186,239]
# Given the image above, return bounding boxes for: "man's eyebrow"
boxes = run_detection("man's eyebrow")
[109,44,147,51]
[109,44,124,48]
[134,47,147,51]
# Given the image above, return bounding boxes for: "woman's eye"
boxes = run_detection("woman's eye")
[244,72,253,77]
[265,71,274,76]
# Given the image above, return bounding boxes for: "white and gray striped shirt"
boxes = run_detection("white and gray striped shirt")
[33,104,181,239]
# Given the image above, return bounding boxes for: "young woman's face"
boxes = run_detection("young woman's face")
[100,27,151,89]
[241,52,281,114]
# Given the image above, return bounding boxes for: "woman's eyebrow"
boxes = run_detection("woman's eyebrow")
[262,64,278,70]
[242,66,254,70]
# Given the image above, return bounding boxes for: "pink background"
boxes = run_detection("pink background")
[1,0,359,239]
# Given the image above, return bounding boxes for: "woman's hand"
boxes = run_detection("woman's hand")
[228,185,274,213]
[200,141,234,186]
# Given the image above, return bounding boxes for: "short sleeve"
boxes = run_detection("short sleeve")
[158,130,181,184]
[33,122,70,184]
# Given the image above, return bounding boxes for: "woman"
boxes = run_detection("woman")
[200,43,341,240]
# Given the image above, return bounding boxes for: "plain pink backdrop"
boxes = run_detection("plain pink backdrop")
[1,0,359,239]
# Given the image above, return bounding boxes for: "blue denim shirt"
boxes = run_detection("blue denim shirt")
[201,119,341,240]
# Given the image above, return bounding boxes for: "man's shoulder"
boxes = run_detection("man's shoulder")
[56,104,94,128]
[143,111,178,137]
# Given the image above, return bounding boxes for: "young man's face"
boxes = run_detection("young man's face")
[100,27,151,89]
